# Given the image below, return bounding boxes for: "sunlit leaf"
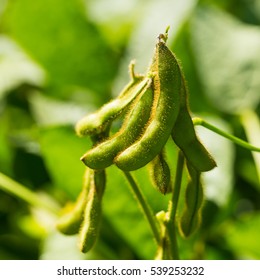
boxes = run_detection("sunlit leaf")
[3,0,118,103]
[29,92,91,127]
[191,7,260,113]
[40,231,85,260]
[0,36,45,99]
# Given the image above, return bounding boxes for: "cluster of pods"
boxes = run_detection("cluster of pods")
[56,29,216,253]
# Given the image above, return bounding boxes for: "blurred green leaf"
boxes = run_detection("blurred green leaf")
[85,0,140,47]
[191,6,260,113]
[224,212,260,259]
[38,126,91,198]
[3,0,118,103]
[40,230,85,260]
[253,0,260,22]
[29,91,90,127]
[0,232,39,260]
[0,36,45,99]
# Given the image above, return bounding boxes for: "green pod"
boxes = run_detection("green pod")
[56,168,91,235]
[149,151,171,195]
[115,40,181,171]
[179,162,203,237]
[78,170,106,253]
[171,77,216,172]
[75,62,148,137]
[80,80,154,170]
[93,169,106,199]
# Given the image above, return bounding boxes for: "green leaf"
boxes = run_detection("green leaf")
[29,92,91,127]
[3,0,118,102]
[40,231,85,260]
[191,6,260,113]
[0,36,45,99]
[38,126,91,198]
[224,213,260,259]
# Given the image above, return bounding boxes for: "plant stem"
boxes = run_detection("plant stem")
[0,172,59,215]
[193,117,260,152]
[166,151,185,260]
[169,151,185,220]
[123,171,160,244]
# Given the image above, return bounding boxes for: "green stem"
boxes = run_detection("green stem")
[123,171,160,244]
[193,117,260,152]
[0,172,59,215]
[166,151,185,260]
[169,151,185,221]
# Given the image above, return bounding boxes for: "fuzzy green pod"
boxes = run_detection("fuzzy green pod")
[115,39,181,171]
[171,77,216,172]
[78,170,106,253]
[179,162,203,237]
[56,168,91,235]
[149,151,171,194]
[75,62,148,137]
[80,80,154,169]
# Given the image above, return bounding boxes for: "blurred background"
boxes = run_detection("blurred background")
[0,0,260,260]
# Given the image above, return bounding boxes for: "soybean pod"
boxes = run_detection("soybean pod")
[171,77,216,172]
[179,161,203,237]
[115,39,181,171]
[80,80,154,170]
[149,150,171,195]
[78,170,106,253]
[76,62,148,137]
[56,168,91,235]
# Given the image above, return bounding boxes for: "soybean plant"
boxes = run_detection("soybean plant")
[56,27,260,259]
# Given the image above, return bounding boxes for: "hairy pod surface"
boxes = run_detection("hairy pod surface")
[78,170,106,253]
[76,71,149,137]
[80,81,154,169]
[56,168,91,235]
[115,41,181,171]
[149,151,171,194]
[179,162,203,238]
[171,77,216,172]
